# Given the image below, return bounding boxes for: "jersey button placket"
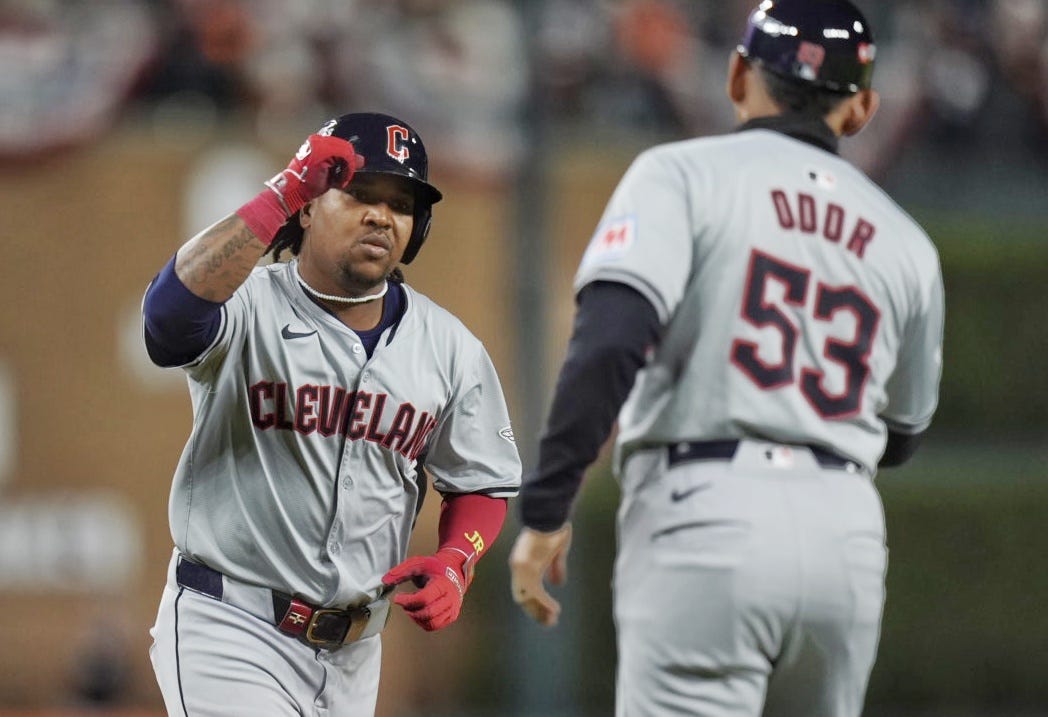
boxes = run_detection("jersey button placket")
[341,364,366,492]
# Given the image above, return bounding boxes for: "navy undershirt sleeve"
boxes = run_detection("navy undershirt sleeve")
[142,254,224,367]
[520,281,662,531]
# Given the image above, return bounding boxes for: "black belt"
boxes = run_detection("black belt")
[175,557,386,650]
[666,439,862,472]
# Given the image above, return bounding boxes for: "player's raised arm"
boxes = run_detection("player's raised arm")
[176,134,364,303]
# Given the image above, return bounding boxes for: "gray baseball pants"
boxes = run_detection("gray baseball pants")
[149,552,382,717]
[614,439,887,717]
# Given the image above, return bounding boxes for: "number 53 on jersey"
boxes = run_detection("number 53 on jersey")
[730,248,880,420]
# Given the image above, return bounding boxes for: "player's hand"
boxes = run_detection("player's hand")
[508,524,572,627]
[382,549,468,632]
[265,134,365,217]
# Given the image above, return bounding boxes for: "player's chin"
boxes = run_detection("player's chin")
[341,255,397,286]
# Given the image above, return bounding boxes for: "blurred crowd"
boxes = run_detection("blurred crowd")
[1,0,1047,186]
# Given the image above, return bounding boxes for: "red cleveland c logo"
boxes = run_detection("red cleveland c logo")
[386,125,410,162]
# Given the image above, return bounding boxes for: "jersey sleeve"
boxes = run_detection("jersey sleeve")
[423,342,522,497]
[142,255,224,368]
[573,148,694,323]
[880,257,945,433]
[179,279,253,382]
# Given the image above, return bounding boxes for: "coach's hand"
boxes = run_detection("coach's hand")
[508,524,572,627]
[265,134,365,217]
[382,549,469,632]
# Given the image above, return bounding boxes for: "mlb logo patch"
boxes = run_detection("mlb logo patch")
[582,215,636,266]
[797,41,826,80]
[805,166,837,191]
[765,445,795,469]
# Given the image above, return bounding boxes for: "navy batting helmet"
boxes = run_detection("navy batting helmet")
[738,0,876,94]
[274,112,443,264]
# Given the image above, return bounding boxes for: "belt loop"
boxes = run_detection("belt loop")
[667,440,740,467]
[175,555,224,600]
[808,445,865,473]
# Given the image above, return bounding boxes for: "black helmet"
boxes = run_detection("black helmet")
[738,0,876,94]
[274,112,443,264]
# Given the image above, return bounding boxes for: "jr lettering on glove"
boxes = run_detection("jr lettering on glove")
[382,548,470,632]
[235,134,365,244]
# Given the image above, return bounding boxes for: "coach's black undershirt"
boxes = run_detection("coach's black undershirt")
[880,429,923,467]
[737,113,840,154]
[520,281,660,532]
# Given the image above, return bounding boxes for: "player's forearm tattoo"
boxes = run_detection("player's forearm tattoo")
[179,216,264,301]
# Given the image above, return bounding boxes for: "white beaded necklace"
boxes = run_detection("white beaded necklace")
[299,277,389,305]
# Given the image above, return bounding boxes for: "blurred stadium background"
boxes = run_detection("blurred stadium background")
[0,0,1045,715]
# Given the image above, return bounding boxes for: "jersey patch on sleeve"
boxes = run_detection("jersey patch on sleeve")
[499,426,515,443]
[580,215,636,268]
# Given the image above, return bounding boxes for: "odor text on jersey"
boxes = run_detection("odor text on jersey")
[770,189,876,258]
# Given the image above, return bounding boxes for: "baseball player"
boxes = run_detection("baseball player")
[143,112,521,717]
[509,2,944,716]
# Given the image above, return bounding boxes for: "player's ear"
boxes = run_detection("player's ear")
[726,51,748,106]
[299,201,313,229]
[839,89,880,136]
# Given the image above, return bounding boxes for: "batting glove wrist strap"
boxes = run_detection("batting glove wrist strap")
[434,547,471,593]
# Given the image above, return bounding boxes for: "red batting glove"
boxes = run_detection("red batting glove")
[382,549,469,632]
[265,134,363,215]
[236,134,364,244]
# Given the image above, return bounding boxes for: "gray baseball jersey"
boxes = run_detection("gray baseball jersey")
[576,129,943,473]
[575,126,943,717]
[167,259,520,607]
